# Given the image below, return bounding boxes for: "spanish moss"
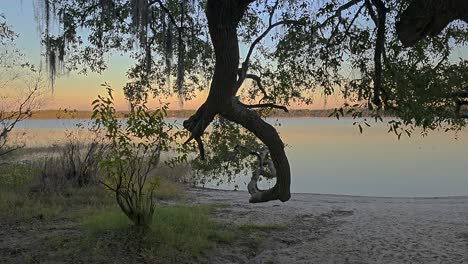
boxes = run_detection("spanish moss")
[130,0,150,47]
[176,0,187,107]
[165,16,173,89]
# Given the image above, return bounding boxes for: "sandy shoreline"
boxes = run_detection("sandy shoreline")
[188,188,468,264]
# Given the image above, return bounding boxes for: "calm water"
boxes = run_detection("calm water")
[16,118,468,197]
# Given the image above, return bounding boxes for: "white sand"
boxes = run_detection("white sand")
[189,188,468,264]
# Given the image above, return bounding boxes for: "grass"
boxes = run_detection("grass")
[0,191,63,221]
[153,176,188,201]
[0,161,285,263]
[80,204,235,262]
[0,162,235,263]
[0,163,35,191]
[0,162,114,222]
[0,163,60,221]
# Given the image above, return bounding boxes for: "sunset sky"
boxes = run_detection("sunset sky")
[2,1,466,111]
[0,0,351,111]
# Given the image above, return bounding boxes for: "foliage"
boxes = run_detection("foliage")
[34,0,468,127]
[191,116,263,188]
[92,84,173,227]
[33,0,468,192]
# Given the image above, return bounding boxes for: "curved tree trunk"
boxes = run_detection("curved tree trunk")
[183,0,291,203]
[221,98,291,203]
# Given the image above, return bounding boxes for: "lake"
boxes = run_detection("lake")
[15,118,468,198]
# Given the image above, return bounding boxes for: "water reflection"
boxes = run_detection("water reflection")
[15,118,468,197]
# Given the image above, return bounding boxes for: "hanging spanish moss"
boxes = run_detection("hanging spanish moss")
[35,0,65,91]
[176,0,187,108]
[165,16,173,89]
[45,36,66,90]
[130,0,150,48]
[145,38,152,76]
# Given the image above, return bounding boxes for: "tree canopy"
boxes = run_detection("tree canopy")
[35,0,468,203]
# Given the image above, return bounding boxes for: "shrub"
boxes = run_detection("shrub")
[37,141,107,192]
[92,84,173,228]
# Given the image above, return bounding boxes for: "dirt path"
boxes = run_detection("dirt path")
[188,188,468,264]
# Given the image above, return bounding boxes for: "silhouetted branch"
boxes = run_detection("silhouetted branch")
[149,0,180,31]
[245,74,270,99]
[371,0,387,107]
[241,102,289,113]
[236,0,304,89]
[320,0,364,26]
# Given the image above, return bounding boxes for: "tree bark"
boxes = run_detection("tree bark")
[221,98,291,203]
[183,0,291,203]
[397,0,468,47]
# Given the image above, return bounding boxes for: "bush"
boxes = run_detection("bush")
[92,85,174,228]
[37,141,106,192]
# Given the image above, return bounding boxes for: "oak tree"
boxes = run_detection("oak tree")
[35,0,468,202]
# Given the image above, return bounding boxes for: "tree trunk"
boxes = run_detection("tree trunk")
[397,0,468,46]
[221,98,291,202]
[183,0,291,203]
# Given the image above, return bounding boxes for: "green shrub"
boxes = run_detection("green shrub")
[92,85,174,228]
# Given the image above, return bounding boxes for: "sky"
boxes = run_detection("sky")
[0,0,347,111]
[2,0,207,110]
[1,0,466,111]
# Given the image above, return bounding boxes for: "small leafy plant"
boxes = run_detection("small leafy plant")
[92,84,172,228]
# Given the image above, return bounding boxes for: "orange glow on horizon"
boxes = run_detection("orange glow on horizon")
[38,67,344,111]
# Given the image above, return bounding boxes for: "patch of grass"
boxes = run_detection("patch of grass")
[152,205,230,255]
[0,163,35,191]
[82,209,131,235]
[62,185,114,208]
[80,204,234,263]
[0,191,63,221]
[153,176,187,201]
[0,169,112,222]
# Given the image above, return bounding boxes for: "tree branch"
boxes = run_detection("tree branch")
[371,0,387,107]
[182,103,215,160]
[235,0,303,89]
[148,0,181,31]
[236,19,303,90]
[221,98,290,203]
[241,0,259,7]
[320,0,364,27]
[241,102,289,113]
[364,0,378,25]
[326,3,366,49]
[246,20,302,70]
[245,73,270,99]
